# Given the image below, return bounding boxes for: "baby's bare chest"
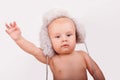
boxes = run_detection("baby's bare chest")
[54,57,85,72]
[50,55,87,79]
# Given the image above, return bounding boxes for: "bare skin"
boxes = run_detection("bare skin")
[50,51,88,80]
[5,18,105,80]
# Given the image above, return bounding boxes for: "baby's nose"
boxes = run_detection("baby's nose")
[62,36,67,42]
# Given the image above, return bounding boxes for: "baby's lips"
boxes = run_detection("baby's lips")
[62,44,69,47]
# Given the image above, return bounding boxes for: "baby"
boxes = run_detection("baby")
[5,9,105,80]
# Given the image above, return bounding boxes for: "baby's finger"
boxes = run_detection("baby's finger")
[6,27,16,34]
[5,23,10,29]
[13,21,16,27]
[10,23,13,27]
[5,29,9,34]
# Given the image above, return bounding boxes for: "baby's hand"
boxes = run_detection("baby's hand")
[5,21,22,41]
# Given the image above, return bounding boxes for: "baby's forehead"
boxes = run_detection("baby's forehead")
[48,17,77,35]
[48,17,76,29]
[50,17,75,24]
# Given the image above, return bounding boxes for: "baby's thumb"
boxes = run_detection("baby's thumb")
[5,30,10,34]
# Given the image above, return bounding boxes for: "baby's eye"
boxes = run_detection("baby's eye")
[67,34,72,37]
[55,36,60,38]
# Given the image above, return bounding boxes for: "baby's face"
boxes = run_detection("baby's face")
[48,17,76,55]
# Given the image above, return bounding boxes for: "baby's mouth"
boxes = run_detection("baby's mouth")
[62,44,69,47]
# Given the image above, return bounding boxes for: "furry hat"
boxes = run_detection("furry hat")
[39,9,86,57]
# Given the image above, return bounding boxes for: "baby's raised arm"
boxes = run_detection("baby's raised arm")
[82,51,105,80]
[5,22,48,64]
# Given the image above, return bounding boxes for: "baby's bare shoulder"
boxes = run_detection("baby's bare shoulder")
[49,55,60,64]
[76,50,88,55]
[75,50,91,60]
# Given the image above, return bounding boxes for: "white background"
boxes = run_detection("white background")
[0,0,120,80]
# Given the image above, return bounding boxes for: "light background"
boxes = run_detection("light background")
[0,0,120,80]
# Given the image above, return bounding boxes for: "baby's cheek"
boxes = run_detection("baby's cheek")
[53,43,60,51]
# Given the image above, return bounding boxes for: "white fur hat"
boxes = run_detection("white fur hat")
[39,9,86,57]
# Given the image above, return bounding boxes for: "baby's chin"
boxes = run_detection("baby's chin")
[56,50,74,55]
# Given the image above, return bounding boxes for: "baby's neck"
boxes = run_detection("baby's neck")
[56,51,75,56]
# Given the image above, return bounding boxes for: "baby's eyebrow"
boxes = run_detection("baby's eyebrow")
[53,33,60,36]
[67,31,72,33]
